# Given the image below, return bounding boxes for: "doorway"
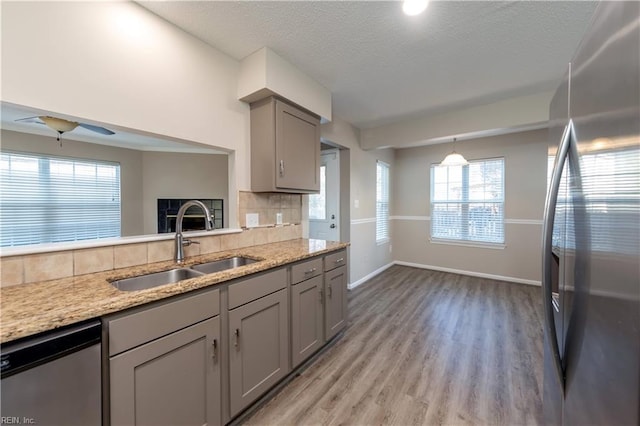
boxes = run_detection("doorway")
[309,149,340,241]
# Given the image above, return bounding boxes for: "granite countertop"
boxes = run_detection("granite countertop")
[1,239,348,344]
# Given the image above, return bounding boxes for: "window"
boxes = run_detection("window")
[431,158,504,244]
[308,165,326,220]
[1,152,121,247]
[376,160,390,242]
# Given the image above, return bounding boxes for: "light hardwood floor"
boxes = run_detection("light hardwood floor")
[245,265,544,425]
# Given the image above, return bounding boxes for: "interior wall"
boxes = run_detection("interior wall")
[0,129,144,237]
[321,118,395,286]
[1,1,251,195]
[392,129,548,284]
[141,152,229,234]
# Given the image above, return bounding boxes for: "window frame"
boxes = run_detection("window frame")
[430,156,505,247]
[0,150,122,248]
[376,160,390,244]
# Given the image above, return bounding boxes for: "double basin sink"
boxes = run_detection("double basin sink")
[111,256,257,292]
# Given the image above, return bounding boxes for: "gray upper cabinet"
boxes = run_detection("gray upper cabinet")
[250,97,320,193]
[228,288,289,418]
[110,316,221,426]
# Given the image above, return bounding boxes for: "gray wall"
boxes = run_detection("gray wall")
[392,129,548,284]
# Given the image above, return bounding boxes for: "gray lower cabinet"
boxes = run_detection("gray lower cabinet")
[229,288,289,417]
[291,274,324,368]
[110,316,221,426]
[324,265,348,341]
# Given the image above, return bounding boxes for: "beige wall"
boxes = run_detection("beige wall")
[1,129,145,237]
[2,1,251,194]
[1,130,229,237]
[392,129,548,284]
[321,118,395,286]
[141,152,229,234]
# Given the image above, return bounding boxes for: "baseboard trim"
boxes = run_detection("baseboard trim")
[348,262,394,290]
[394,261,541,286]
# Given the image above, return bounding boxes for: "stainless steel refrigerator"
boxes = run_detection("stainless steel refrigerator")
[542,2,640,425]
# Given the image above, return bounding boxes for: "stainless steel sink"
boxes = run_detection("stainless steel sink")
[111,268,205,292]
[190,256,257,274]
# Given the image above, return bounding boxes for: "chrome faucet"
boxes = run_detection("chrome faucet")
[174,200,213,264]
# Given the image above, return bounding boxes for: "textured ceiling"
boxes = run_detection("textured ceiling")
[140,1,597,129]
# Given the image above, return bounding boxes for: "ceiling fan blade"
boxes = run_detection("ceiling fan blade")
[78,123,115,135]
[15,116,45,125]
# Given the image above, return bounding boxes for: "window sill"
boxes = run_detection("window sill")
[429,238,505,250]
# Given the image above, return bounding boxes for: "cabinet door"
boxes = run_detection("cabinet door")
[229,289,289,417]
[291,275,324,368]
[110,317,221,426]
[275,100,320,192]
[325,265,348,341]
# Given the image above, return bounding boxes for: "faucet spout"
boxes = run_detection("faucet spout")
[174,200,213,263]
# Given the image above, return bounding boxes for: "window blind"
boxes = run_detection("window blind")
[549,147,640,255]
[376,161,390,242]
[431,158,504,244]
[1,152,121,247]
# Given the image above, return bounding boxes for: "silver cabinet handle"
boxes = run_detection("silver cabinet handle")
[234,329,240,348]
[305,267,317,275]
[211,338,217,361]
[319,288,323,302]
[279,160,285,177]
[328,284,332,298]
[542,119,573,394]
[334,258,344,264]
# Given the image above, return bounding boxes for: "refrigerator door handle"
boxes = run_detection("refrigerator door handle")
[542,120,573,393]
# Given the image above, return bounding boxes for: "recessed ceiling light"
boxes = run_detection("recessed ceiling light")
[403,0,429,16]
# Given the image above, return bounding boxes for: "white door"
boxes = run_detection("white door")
[309,150,340,241]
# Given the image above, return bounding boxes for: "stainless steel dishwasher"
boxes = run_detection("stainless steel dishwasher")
[1,319,102,425]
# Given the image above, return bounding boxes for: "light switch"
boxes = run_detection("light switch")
[354,199,360,208]
[276,212,283,225]
[246,213,259,228]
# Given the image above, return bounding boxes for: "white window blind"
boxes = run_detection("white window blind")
[1,152,121,247]
[309,165,326,220]
[431,158,504,244]
[376,161,390,242]
[549,146,640,255]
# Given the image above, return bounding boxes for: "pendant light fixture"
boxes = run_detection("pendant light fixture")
[440,138,469,167]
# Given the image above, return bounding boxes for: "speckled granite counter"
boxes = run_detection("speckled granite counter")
[1,239,348,343]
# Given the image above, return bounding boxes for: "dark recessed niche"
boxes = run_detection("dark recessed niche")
[157,199,223,233]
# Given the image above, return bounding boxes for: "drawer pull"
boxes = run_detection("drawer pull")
[304,268,317,275]
[328,285,333,298]
[234,329,240,348]
[334,258,344,264]
[212,339,218,361]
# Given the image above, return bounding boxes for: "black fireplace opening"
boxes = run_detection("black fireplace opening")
[157,199,223,233]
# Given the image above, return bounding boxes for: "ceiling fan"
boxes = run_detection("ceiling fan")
[15,115,115,142]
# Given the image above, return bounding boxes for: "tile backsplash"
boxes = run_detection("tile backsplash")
[1,191,304,288]
[238,191,302,228]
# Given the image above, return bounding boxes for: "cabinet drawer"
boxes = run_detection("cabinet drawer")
[108,288,219,356]
[324,250,347,271]
[291,257,323,285]
[228,268,287,309]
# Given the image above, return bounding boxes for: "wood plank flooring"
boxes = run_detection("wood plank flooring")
[244,265,544,425]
